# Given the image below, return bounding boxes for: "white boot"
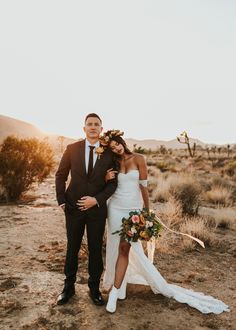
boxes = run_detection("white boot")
[106,286,119,313]
[118,280,127,300]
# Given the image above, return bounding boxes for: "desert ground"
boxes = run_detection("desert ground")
[0,151,236,330]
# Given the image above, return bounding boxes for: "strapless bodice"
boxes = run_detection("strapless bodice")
[108,170,143,209]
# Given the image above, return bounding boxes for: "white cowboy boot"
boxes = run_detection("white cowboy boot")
[106,286,119,313]
[118,280,127,300]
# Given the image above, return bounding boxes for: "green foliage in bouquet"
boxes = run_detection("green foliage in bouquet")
[113,208,162,242]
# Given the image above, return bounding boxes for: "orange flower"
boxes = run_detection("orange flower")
[95,146,104,159]
[139,214,146,225]
[140,231,148,239]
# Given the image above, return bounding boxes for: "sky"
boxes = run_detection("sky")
[0,1,236,144]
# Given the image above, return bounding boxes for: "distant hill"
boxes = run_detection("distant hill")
[0,114,45,140]
[125,138,206,150]
[0,115,76,148]
[0,114,228,150]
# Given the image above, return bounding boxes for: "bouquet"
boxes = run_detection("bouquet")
[113,208,162,242]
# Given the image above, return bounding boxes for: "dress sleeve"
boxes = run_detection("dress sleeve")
[139,179,148,187]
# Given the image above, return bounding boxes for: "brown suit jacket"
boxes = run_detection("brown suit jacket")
[55,139,117,219]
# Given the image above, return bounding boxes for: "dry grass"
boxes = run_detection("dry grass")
[225,160,236,177]
[151,173,185,202]
[204,186,232,206]
[211,207,236,229]
[155,160,177,173]
[156,196,182,225]
[179,217,215,251]
[152,175,172,202]
[148,151,236,253]
[154,200,218,253]
[210,176,233,190]
[147,167,160,194]
[152,173,202,215]
[155,198,188,253]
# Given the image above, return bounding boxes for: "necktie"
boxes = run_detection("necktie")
[88,146,95,177]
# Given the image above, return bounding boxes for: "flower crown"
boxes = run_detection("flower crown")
[99,129,124,147]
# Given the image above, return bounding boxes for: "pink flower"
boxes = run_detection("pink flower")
[131,215,140,223]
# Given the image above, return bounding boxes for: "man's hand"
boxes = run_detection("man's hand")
[77,196,98,211]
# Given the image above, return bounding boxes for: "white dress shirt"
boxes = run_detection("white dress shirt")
[85,139,100,173]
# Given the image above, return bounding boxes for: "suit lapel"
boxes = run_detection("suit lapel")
[78,139,86,176]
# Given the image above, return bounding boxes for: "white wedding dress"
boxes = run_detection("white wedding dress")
[103,170,229,314]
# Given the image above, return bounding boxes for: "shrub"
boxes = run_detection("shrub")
[225,161,236,177]
[156,161,177,173]
[0,136,55,202]
[156,197,182,226]
[169,179,201,216]
[210,176,232,190]
[179,217,214,251]
[152,176,171,202]
[212,208,236,229]
[204,186,232,206]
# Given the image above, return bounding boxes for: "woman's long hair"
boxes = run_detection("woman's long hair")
[110,135,132,171]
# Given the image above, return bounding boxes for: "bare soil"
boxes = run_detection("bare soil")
[0,176,235,330]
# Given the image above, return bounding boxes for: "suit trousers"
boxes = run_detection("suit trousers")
[64,209,106,291]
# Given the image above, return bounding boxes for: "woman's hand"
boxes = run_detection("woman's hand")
[105,168,118,182]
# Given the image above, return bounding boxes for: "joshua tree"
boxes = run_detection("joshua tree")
[211,146,217,157]
[205,146,210,159]
[177,131,196,158]
[227,144,231,158]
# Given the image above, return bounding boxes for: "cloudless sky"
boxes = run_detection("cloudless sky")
[0,1,236,144]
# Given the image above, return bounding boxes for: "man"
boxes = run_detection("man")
[55,113,117,306]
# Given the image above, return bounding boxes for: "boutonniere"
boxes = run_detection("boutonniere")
[95,146,105,159]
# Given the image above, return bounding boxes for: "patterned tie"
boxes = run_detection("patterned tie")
[88,146,95,177]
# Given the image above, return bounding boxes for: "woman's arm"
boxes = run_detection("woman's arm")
[136,154,149,210]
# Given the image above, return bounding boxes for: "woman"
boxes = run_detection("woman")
[102,130,229,314]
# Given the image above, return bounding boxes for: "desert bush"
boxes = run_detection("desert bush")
[152,174,172,202]
[197,177,211,192]
[210,208,236,229]
[210,176,233,190]
[0,136,55,202]
[152,173,201,215]
[147,159,157,166]
[148,166,160,178]
[204,186,232,206]
[225,161,236,177]
[211,158,226,169]
[156,197,182,226]
[179,217,214,251]
[152,172,180,202]
[169,178,201,216]
[155,198,183,253]
[156,161,177,173]
[155,161,169,172]
[148,176,159,194]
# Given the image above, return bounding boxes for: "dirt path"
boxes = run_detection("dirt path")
[0,177,235,329]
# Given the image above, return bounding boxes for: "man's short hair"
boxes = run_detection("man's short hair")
[85,113,102,124]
